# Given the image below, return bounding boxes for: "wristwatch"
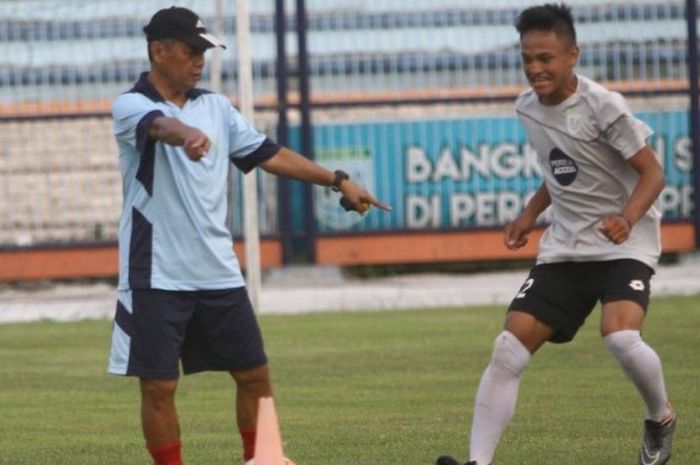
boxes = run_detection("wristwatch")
[331,170,349,192]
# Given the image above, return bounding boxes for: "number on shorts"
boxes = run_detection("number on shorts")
[516,278,534,299]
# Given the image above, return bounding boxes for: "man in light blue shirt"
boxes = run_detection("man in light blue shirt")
[107,7,389,465]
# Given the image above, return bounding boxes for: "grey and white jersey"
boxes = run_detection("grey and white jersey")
[516,75,661,269]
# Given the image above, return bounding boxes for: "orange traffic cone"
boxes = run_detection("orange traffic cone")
[253,397,296,465]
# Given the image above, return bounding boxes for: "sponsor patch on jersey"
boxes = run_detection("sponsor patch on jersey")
[549,148,578,186]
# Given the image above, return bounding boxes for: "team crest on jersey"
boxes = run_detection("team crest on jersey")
[549,148,578,186]
[565,107,584,134]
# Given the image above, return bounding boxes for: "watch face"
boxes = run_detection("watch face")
[332,170,349,191]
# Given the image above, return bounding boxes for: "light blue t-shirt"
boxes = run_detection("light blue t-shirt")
[112,72,280,290]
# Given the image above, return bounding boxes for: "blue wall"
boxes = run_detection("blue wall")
[287,109,692,234]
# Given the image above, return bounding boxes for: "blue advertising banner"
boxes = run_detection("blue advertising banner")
[289,109,692,233]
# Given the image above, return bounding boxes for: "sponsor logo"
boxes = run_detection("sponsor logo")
[549,148,578,186]
[629,279,646,291]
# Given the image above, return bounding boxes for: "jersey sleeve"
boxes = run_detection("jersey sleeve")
[599,92,653,160]
[228,106,281,172]
[112,93,164,156]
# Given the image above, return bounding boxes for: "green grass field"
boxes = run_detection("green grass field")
[0,295,698,465]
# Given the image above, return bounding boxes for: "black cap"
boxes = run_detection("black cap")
[143,6,226,50]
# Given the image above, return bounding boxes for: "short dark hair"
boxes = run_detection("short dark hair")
[515,3,577,45]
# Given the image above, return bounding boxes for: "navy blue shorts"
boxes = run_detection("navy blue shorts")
[108,287,267,379]
[508,259,654,343]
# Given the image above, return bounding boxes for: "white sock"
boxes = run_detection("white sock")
[604,329,671,422]
[469,330,531,465]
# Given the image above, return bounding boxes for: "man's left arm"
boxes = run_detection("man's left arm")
[260,146,391,213]
[621,145,665,225]
[599,145,665,244]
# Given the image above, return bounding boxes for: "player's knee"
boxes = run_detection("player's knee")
[600,303,645,336]
[140,379,178,403]
[603,329,642,364]
[231,364,272,395]
[489,330,531,376]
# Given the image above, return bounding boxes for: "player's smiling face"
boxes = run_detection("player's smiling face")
[520,29,579,105]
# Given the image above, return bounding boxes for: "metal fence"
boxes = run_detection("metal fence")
[0,0,281,247]
[0,0,695,256]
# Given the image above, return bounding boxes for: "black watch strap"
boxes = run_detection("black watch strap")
[331,170,350,192]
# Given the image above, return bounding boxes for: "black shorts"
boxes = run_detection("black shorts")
[108,287,267,379]
[508,259,654,344]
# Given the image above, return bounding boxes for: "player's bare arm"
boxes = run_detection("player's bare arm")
[260,147,391,213]
[505,182,551,250]
[599,145,664,244]
[149,116,211,160]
